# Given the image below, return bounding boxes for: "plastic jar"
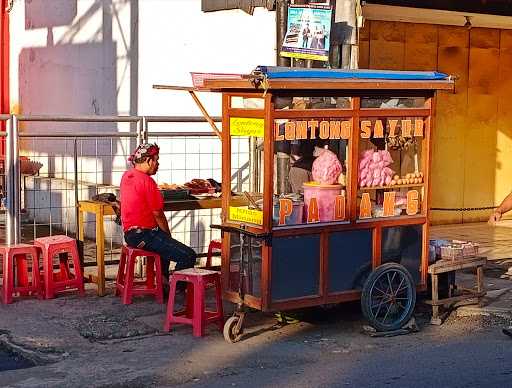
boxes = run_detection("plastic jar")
[303,182,343,222]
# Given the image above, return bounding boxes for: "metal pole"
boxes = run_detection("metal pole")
[249,137,258,192]
[276,152,290,194]
[74,138,79,238]
[276,0,291,67]
[12,116,20,244]
[5,116,14,245]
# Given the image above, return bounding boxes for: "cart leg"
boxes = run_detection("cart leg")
[430,273,442,325]
[477,265,485,307]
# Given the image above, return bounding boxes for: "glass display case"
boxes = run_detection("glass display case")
[209,69,453,324]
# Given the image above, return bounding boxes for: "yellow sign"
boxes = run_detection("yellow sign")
[230,117,264,137]
[229,206,263,225]
[280,51,329,62]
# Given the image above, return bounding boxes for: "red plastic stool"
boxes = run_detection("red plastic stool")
[206,239,222,268]
[34,235,85,299]
[115,246,163,305]
[164,268,224,337]
[0,244,42,304]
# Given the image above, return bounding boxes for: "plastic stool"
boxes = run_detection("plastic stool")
[0,244,42,304]
[164,268,224,337]
[115,246,163,305]
[206,239,222,268]
[34,235,85,299]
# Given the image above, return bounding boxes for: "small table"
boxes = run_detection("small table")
[77,196,246,296]
[425,256,487,325]
[78,201,117,296]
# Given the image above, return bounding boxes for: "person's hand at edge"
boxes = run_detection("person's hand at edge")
[489,210,502,225]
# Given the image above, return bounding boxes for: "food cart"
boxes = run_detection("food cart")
[203,66,455,342]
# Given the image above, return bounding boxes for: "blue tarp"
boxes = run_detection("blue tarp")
[255,66,449,81]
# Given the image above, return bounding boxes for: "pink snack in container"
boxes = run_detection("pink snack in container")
[312,149,342,185]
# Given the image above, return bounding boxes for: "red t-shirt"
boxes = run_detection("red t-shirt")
[120,168,163,232]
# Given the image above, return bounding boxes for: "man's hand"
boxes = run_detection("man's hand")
[488,210,502,225]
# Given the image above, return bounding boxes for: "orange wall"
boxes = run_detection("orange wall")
[360,21,512,224]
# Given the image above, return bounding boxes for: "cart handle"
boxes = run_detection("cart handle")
[210,223,272,244]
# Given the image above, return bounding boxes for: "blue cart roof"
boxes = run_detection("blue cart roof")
[255,66,450,81]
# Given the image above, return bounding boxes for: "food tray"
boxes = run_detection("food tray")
[462,243,479,258]
[451,240,480,258]
[188,187,216,195]
[440,245,464,261]
[160,189,190,201]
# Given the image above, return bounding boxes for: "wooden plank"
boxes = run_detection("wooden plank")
[369,21,405,70]
[428,257,487,274]
[272,216,426,237]
[438,25,470,49]
[261,92,274,310]
[221,93,231,293]
[470,27,500,50]
[369,20,406,44]
[431,26,469,224]
[463,28,500,222]
[320,232,328,302]
[205,78,455,91]
[359,21,370,68]
[270,296,325,311]
[273,108,430,119]
[153,84,198,91]
[81,197,247,214]
[350,98,360,221]
[496,30,512,209]
[422,97,434,284]
[425,291,486,306]
[96,204,106,297]
[79,201,116,216]
[404,24,438,71]
[372,226,381,269]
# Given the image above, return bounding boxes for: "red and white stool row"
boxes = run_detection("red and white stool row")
[0,236,84,304]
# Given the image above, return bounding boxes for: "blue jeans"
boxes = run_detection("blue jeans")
[124,228,196,279]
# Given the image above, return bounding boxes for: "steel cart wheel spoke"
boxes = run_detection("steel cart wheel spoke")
[361,263,417,332]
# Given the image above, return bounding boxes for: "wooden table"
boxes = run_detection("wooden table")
[425,256,487,325]
[78,196,246,296]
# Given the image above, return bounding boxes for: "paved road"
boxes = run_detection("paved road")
[0,349,33,372]
[169,311,512,388]
[176,327,512,388]
[2,296,512,388]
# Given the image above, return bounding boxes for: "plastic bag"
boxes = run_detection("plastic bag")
[312,149,342,185]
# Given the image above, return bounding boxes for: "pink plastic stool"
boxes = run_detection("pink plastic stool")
[0,244,42,304]
[164,268,224,337]
[115,245,163,305]
[206,239,222,268]
[34,235,85,299]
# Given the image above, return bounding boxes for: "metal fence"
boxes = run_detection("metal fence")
[3,114,248,265]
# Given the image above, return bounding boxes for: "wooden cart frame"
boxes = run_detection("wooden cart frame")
[205,74,454,339]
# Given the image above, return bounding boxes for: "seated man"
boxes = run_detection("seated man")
[120,143,196,289]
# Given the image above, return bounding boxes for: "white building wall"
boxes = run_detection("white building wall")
[10,0,275,181]
[10,0,276,118]
[9,0,275,247]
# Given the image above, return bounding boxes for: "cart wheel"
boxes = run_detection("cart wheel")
[223,316,243,343]
[361,263,416,332]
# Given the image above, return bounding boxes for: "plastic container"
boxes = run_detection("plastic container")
[273,200,304,226]
[303,182,342,222]
[160,188,190,201]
